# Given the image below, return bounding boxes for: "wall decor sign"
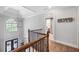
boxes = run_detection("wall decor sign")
[57,17,74,23]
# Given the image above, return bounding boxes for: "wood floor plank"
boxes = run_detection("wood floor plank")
[49,40,79,52]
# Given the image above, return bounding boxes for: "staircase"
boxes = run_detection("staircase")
[12,29,49,52]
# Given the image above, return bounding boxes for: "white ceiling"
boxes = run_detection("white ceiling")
[0,6,77,19]
[0,6,49,19]
[22,6,76,17]
[23,6,48,14]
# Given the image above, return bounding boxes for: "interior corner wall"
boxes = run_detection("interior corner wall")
[0,17,4,52]
[23,14,45,42]
[17,20,24,47]
[77,7,79,48]
[52,7,78,48]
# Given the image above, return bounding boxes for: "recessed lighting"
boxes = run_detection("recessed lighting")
[48,6,52,9]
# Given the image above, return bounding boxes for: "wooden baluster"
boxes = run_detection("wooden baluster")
[35,43,37,52]
[39,40,40,52]
[43,39,45,52]
[28,29,30,52]
[44,38,47,52]
[37,42,38,52]
[34,44,36,52]
[38,42,39,52]
[46,38,47,51]
[38,41,39,52]
[32,45,34,52]
[47,30,49,52]
[40,40,42,52]
[37,33,38,52]
[42,39,44,52]
[38,41,40,52]
[40,40,41,52]
[38,34,40,52]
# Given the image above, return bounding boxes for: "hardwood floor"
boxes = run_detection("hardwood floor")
[49,40,79,52]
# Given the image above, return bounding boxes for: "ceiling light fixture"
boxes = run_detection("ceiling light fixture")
[48,6,52,9]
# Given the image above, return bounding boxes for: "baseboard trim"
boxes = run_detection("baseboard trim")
[51,40,78,48]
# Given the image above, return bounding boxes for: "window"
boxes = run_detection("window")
[6,19,17,32]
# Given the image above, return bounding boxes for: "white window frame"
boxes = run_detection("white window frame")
[6,19,17,32]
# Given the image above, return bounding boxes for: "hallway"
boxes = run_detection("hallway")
[49,33,79,52]
[49,40,79,52]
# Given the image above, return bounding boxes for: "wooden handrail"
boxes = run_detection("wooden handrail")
[28,29,46,35]
[12,35,47,52]
[30,31,46,35]
[31,29,42,31]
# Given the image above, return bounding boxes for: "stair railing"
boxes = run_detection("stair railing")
[12,29,49,52]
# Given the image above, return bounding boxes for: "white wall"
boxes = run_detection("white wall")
[4,18,24,48]
[0,11,24,52]
[52,7,78,47]
[24,14,45,42]
[77,7,79,48]
[0,15,5,51]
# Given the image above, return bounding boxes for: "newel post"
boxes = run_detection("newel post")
[47,28,50,52]
[28,29,30,42]
[28,29,30,52]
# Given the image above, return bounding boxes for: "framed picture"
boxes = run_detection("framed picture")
[5,38,18,52]
[5,40,12,52]
[13,38,18,49]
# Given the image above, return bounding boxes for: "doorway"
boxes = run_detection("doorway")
[45,18,54,40]
[45,18,53,33]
